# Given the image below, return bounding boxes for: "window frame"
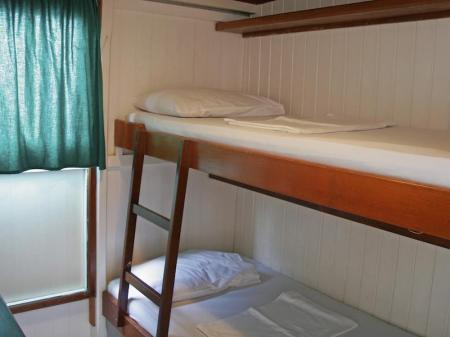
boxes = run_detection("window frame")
[8,168,97,327]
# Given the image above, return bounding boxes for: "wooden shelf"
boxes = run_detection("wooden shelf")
[216,0,450,37]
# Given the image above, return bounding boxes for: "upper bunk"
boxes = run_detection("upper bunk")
[114,111,450,248]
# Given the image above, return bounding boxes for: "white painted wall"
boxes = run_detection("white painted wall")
[246,1,450,130]
[234,1,450,337]
[14,300,93,337]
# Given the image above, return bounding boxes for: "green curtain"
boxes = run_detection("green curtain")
[0,0,105,173]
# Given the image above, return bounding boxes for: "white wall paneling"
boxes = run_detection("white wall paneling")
[106,1,245,153]
[14,300,92,337]
[234,190,450,337]
[247,2,450,131]
[236,3,450,337]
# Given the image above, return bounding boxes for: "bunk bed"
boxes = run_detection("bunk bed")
[103,1,450,336]
[103,112,450,337]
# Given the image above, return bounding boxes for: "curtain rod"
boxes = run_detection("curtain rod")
[144,0,253,16]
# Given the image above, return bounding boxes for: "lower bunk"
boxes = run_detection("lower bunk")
[103,253,417,337]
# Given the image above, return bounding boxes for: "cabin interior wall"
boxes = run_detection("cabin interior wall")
[13,1,244,337]
[247,0,450,130]
[13,1,450,337]
[234,1,450,337]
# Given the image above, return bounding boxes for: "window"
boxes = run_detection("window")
[0,169,89,306]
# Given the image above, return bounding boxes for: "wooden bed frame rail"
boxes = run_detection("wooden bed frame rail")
[108,119,450,337]
[115,119,450,246]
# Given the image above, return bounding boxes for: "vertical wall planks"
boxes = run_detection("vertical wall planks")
[429,19,450,131]
[236,4,450,337]
[342,27,364,118]
[343,223,366,307]
[108,6,244,154]
[301,208,324,288]
[220,33,244,91]
[329,30,346,117]
[330,218,352,302]
[373,233,399,321]
[295,0,308,11]
[375,25,397,123]
[166,18,195,88]
[242,7,450,132]
[272,0,284,14]
[248,37,261,96]
[359,26,379,121]
[263,197,286,270]
[315,30,333,118]
[194,22,222,88]
[291,34,307,116]
[302,32,320,118]
[134,13,154,93]
[411,21,437,129]
[148,16,169,91]
[280,35,294,114]
[242,39,250,93]
[261,2,273,16]
[259,36,271,98]
[407,243,437,336]
[268,35,283,102]
[283,0,296,13]
[358,227,383,314]
[391,237,418,329]
[292,206,308,283]
[426,248,450,337]
[281,202,300,277]
[234,189,255,258]
[393,22,416,127]
[317,215,338,296]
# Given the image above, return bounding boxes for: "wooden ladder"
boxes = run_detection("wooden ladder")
[116,130,191,337]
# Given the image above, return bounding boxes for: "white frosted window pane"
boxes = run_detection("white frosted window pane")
[0,169,87,304]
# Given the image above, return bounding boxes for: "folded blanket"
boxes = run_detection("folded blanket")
[197,291,358,337]
[224,116,395,135]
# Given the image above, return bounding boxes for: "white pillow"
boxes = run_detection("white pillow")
[130,250,260,302]
[135,88,285,118]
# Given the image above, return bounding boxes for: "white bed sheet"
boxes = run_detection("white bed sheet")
[107,261,417,337]
[128,112,450,188]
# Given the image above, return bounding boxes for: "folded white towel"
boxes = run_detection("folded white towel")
[224,116,395,135]
[197,291,358,337]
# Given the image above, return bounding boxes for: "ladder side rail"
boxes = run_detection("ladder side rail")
[117,130,147,326]
[156,141,192,337]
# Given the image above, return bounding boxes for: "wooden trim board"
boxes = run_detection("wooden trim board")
[114,119,450,247]
[216,0,450,37]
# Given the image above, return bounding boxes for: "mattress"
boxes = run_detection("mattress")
[128,112,450,189]
[107,261,417,337]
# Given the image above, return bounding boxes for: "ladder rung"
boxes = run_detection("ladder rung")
[125,271,162,306]
[133,204,170,231]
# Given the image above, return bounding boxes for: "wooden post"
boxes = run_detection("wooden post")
[156,141,191,337]
[117,130,146,326]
